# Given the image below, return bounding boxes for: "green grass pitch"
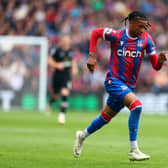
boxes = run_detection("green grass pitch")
[0,111,168,168]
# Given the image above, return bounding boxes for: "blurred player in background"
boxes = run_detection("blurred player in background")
[47,34,78,124]
[73,11,167,160]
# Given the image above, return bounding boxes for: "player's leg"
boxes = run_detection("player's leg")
[48,72,60,106]
[73,78,126,157]
[46,73,61,116]
[46,92,59,116]
[58,87,69,124]
[57,76,71,124]
[48,93,59,105]
[73,103,118,157]
[123,92,150,161]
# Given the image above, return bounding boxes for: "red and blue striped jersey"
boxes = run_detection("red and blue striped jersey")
[103,28,156,89]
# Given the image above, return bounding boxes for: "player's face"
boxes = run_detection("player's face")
[129,20,149,37]
[60,35,71,49]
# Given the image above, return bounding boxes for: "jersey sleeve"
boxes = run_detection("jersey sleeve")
[146,34,156,55]
[89,28,104,52]
[103,27,117,41]
[49,46,57,57]
[146,34,163,70]
[89,27,117,52]
[149,54,163,70]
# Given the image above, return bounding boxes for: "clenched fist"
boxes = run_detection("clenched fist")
[87,52,97,73]
[158,51,167,64]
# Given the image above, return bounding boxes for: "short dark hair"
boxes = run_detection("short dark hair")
[128,11,149,21]
[122,11,151,27]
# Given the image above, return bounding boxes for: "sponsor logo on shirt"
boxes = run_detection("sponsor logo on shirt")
[117,48,141,57]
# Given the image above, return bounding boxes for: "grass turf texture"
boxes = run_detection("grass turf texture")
[0,111,168,168]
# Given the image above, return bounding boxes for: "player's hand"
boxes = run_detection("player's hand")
[158,51,167,64]
[87,52,97,73]
[56,62,64,70]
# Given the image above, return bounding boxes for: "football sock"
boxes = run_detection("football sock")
[128,100,142,142]
[83,111,112,138]
[130,140,138,151]
[80,129,90,139]
[60,96,68,114]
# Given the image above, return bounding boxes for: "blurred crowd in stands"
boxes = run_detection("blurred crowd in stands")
[0,45,40,95]
[0,0,168,94]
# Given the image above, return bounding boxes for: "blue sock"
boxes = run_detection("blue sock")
[86,115,108,134]
[128,106,142,141]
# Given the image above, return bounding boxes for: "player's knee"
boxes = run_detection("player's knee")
[61,88,69,96]
[129,99,142,112]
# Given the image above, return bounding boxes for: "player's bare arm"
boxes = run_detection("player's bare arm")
[48,56,64,70]
[87,52,97,73]
[71,59,78,76]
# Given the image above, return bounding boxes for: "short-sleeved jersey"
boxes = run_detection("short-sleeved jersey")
[103,28,156,89]
[49,46,74,75]
[50,47,73,62]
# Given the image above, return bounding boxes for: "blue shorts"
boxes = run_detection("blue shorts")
[104,77,133,112]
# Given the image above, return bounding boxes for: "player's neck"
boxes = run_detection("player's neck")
[126,28,137,40]
[61,46,70,51]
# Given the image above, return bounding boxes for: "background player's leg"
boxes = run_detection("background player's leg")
[58,88,69,124]
[49,94,59,105]
[46,93,59,116]
[46,73,61,116]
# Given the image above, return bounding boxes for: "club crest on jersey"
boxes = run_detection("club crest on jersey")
[137,40,143,47]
